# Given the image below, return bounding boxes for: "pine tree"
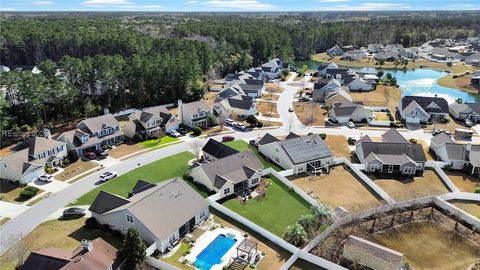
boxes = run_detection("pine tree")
[118,227,147,270]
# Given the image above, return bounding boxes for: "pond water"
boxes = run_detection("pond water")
[293,60,480,104]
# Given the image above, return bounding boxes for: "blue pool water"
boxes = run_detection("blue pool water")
[194,234,237,270]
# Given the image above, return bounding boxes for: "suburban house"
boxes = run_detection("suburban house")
[465,52,480,66]
[374,51,399,62]
[429,132,480,175]
[238,80,265,97]
[398,95,449,124]
[326,45,344,56]
[471,70,480,86]
[429,47,463,61]
[190,150,264,199]
[324,89,353,107]
[347,77,376,91]
[261,58,288,79]
[0,132,67,184]
[312,78,343,102]
[177,99,213,128]
[317,62,339,77]
[328,102,373,123]
[217,94,256,119]
[367,44,384,53]
[343,235,404,270]
[258,133,334,174]
[324,68,350,80]
[122,105,179,139]
[417,42,434,54]
[341,50,367,61]
[449,102,480,123]
[201,138,239,162]
[399,47,418,59]
[58,114,124,155]
[89,179,209,253]
[22,238,120,270]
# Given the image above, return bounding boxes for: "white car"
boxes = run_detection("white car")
[168,130,181,137]
[465,119,473,127]
[346,121,355,128]
[234,123,246,130]
[100,171,117,182]
[226,119,234,126]
[38,174,53,183]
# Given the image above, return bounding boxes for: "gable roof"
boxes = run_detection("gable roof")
[78,114,119,134]
[431,132,454,145]
[181,100,212,114]
[258,133,279,145]
[285,132,300,140]
[381,129,408,144]
[359,142,427,163]
[279,134,333,165]
[444,143,469,161]
[202,139,239,159]
[401,96,449,114]
[1,148,43,176]
[226,95,254,110]
[13,136,66,157]
[89,191,130,214]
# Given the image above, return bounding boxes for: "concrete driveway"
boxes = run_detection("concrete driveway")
[0,201,30,219]
[29,179,70,194]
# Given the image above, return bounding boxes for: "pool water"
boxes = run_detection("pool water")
[194,234,237,270]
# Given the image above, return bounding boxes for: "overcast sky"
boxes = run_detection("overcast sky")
[1,0,479,12]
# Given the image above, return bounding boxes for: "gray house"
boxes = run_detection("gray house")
[89,179,209,253]
[398,96,449,124]
[449,102,480,123]
[355,129,427,176]
[327,45,344,56]
[123,105,179,139]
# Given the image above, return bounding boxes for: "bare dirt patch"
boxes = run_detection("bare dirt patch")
[324,135,351,160]
[293,102,328,126]
[350,85,401,113]
[446,171,480,192]
[202,91,218,106]
[54,160,100,181]
[257,100,279,118]
[289,166,384,213]
[369,170,450,201]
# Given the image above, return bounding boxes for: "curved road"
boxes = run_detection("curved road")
[2,74,480,254]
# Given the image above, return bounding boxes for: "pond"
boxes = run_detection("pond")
[293,60,480,103]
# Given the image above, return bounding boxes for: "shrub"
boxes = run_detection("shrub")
[256,122,264,128]
[183,173,193,182]
[100,224,111,231]
[19,190,35,200]
[85,217,99,229]
[45,167,54,174]
[133,133,143,142]
[25,186,39,193]
[319,133,327,140]
[63,158,70,166]
[68,150,79,163]
[115,140,123,146]
[192,127,202,136]
[474,188,480,194]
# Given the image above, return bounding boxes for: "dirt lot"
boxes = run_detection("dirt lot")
[289,166,384,213]
[369,170,450,201]
[211,211,292,270]
[261,92,280,101]
[350,85,402,113]
[265,83,283,93]
[452,200,480,219]
[54,160,100,181]
[446,171,480,192]
[324,135,352,160]
[257,100,279,118]
[108,143,145,159]
[201,91,218,106]
[293,102,328,126]
[371,221,480,270]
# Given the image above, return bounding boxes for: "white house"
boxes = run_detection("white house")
[347,77,375,91]
[260,58,287,79]
[328,102,373,123]
[177,99,213,128]
[189,150,264,199]
[89,179,209,253]
[258,133,334,174]
[217,94,256,119]
[398,96,449,124]
[122,105,179,138]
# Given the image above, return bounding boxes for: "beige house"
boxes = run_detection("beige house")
[177,99,213,128]
[123,105,179,138]
[325,90,353,107]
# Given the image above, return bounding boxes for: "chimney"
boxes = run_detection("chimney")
[103,108,110,115]
[177,99,183,123]
[43,128,52,140]
[81,239,93,252]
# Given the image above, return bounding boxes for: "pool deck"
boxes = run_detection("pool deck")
[185,227,245,270]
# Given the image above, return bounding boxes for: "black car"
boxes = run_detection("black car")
[177,127,188,135]
[347,137,357,145]
[63,207,86,218]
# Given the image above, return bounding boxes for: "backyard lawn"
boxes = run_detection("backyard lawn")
[452,200,480,219]
[289,166,384,213]
[370,170,450,201]
[108,137,180,159]
[0,218,123,270]
[293,102,328,126]
[71,152,194,205]
[370,221,480,270]
[446,171,480,192]
[222,176,311,236]
[224,140,283,171]
[350,85,401,114]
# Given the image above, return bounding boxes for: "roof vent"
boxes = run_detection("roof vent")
[81,239,93,252]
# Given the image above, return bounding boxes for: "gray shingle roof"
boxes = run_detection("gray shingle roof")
[359,142,427,163]
[258,133,279,145]
[445,143,469,161]
[78,114,120,134]
[381,129,408,144]
[431,132,454,145]
[13,136,66,157]
[279,134,333,165]
[401,96,449,114]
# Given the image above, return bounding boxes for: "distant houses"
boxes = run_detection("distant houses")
[398,96,449,124]
[355,129,427,176]
[449,102,480,123]
[258,133,334,174]
[327,45,345,56]
[89,178,209,253]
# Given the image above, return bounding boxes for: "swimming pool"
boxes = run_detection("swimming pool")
[194,234,237,270]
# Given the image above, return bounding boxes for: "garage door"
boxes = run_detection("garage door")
[23,167,44,184]
[406,117,421,124]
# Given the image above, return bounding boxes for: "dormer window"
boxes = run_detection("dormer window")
[81,134,89,143]
[126,214,134,224]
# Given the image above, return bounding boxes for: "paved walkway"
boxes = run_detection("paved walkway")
[0,201,30,219]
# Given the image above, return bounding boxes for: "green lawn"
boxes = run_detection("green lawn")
[140,136,179,148]
[159,242,195,269]
[224,140,283,171]
[71,152,194,205]
[222,175,311,236]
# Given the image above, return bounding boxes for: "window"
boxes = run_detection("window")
[224,188,230,195]
[169,233,177,244]
[126,214,134,224]
[370,164,379,171]
[404,166,414,174]
[121,225,126,233]
[274,157,280,163]
[199,210,206,219]
[252,178,259,185]
[193,113,198,118]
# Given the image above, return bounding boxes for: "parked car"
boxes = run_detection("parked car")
[226,119,235,126]
[409,138,418,144]
[347,137,357,145]
[234,123,246,130]
[222,136,235,142]
[346,121,355,128]
[97,150,108,159]
[177,127,188,135]
[249,139,258,147]
[298,97,310,102]
[63,207,86,218]
[84,151,96,160]
[288,107,294,112]
[38,174,53,183]
[100,171,117,182]
[465,119,473,127]
[168,130,181,137]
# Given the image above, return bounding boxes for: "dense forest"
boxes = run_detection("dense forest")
[0,12,479,133]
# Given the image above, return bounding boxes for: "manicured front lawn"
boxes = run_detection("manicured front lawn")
[71,152,194,205]
[223,140,283,171]
[0,182,44,204]
[222,176,311,236]
[140,136,179,148]
[0,218,123,270]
